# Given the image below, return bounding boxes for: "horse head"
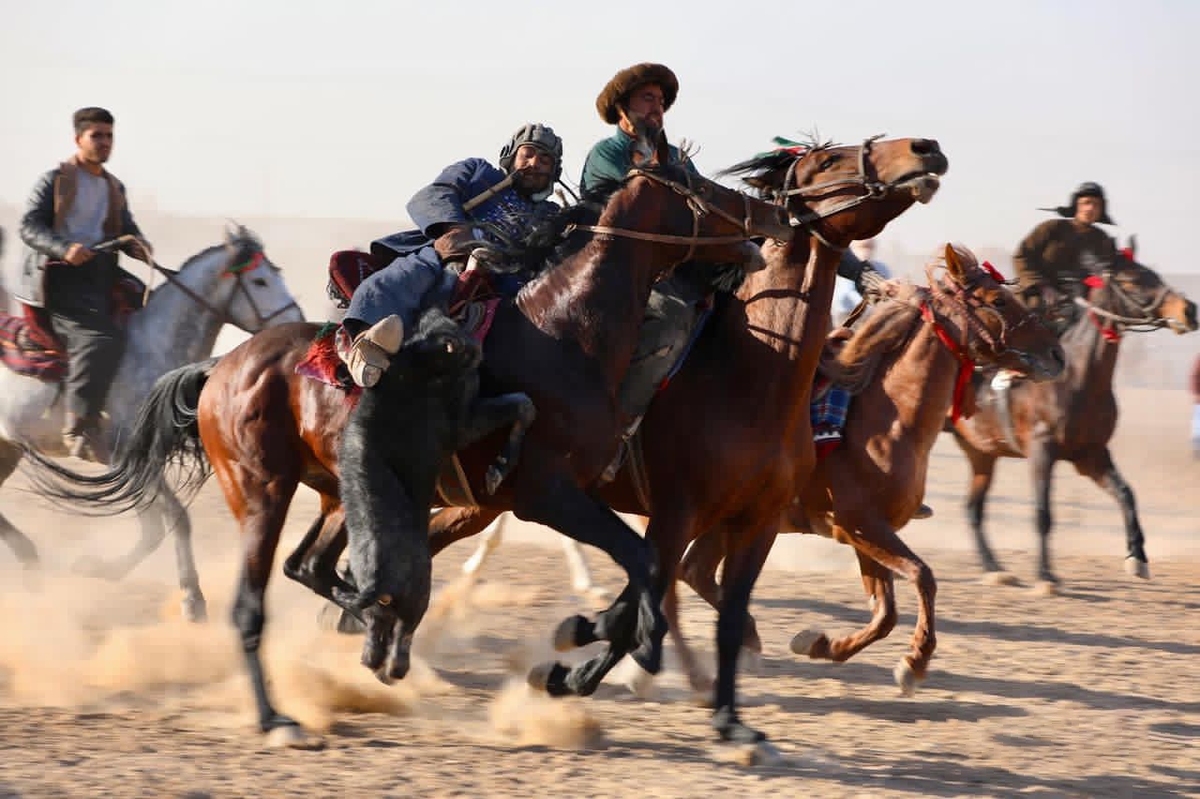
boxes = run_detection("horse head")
[931,243,1065,381]
[599,118,793,272]
[1079,238,1198,336]
[724,135,949,249]
[211,223,306,332]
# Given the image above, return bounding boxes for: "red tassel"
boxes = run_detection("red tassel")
[1083,274,1105,289]
[980,260,1006,283]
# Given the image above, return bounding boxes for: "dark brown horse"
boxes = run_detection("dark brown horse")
[949,241,1197,587]
[426,135,951,745]
[22,125,792,746]
[660,244,1065,699]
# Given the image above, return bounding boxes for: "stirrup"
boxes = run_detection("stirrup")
[341,315,404,388]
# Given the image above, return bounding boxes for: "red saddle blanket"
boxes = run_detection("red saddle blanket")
[299,251,502,393]
[0,307,67,382]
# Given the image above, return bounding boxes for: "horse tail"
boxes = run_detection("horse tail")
[19,358,217,515]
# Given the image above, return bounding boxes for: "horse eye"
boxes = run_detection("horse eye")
[819,157,838,170]
[990,295,1006,308]
[252,277,269,288]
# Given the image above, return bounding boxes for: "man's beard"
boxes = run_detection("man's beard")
[514,170,552,197]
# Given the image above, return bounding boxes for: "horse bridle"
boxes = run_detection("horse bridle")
[1072,266,1176,333]
[148,244,302,331]
[917,265,1044,361]
[568,167,768,266]
[776,135,912,251]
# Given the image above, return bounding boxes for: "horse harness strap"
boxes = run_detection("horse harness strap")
[149,247,301,331]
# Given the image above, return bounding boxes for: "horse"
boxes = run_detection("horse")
[426,135,952,746]
[653,244,1065,700]
[0,224,304,616]
[20,123,794,746]
[948,240,1197,587]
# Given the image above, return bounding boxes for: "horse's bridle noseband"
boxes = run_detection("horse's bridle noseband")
[1072,266,1177,334]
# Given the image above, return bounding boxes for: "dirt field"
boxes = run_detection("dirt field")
[1,387,1198,798]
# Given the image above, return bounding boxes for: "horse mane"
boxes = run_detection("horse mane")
[821,291,923,393]
[719,136,836,196]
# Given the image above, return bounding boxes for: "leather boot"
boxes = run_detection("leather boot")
[339,315,404,388]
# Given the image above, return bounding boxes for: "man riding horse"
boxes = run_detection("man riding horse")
[1014,180,1120,331]
[338,123,564,388]
[16,107,153,463]
[580,63,888,461]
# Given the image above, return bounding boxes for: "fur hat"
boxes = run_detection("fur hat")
[1044,181,1115,225]
[595,63,678,124]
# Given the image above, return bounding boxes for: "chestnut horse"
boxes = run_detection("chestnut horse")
[427,135,951,745]
[949,241,1197,587]
[21,125,793,745]
[659,244,1065,699]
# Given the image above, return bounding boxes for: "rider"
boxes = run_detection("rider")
[1013,181,1119,329]
[339,123,564,388]
[17,107,152,463]
[580,63,887,461]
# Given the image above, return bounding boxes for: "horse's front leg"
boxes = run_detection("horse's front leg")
[1074,446,1149,579]
[458,392,536,495]
[1029,439,1059,586]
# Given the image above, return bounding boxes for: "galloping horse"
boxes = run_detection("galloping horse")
[22,125,793,746]
[428,135,951,745]
[0,225,303,610]
[949,241,1196,587]
[661,245,1065,698]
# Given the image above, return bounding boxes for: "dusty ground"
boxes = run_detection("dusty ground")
[0,387,1197,798]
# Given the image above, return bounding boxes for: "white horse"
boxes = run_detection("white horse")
[0,224,305,619]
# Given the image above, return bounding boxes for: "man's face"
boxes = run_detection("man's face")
[76,123,113,164]
[1075,195,1104,225]
[512,143,556,197]
[620,83,665,130]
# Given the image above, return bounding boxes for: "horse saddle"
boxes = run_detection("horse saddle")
[0,306,67,382]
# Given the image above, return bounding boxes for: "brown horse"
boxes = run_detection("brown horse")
[949,241,1197,587]
[427,135,951,745]
[22,124,793,745]
[660,244,1065,699]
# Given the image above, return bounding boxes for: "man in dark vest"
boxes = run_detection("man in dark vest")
[17,107,152,462]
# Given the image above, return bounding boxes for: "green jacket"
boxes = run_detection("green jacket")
[579,130,699,198]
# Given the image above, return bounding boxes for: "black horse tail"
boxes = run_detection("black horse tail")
[20,358,218,516]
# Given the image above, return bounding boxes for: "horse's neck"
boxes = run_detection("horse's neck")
[1062,310,1121,392]
[518,237,659,386]
[733,240,842,431]
[128,258,230,366]
[879,323,961,450]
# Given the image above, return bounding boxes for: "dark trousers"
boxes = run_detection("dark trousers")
[45,261,126,423]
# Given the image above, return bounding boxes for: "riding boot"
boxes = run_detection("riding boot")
[63,412,111,465]
[339,315,405,388]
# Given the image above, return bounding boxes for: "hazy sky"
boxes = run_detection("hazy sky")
[2,0,1197,271]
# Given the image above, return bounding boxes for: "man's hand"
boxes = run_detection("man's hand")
[855,263,888,299]
[63,243,94,266]
[122,238,153,263]
[433,224,483,262]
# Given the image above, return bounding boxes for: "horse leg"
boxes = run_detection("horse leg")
[158,488,207,622]
[959,442,1006,577]
[791,547,898,664]
[1029,440,1059,586]
[517,468,666,684]
[679,527,763,653]
[460,512,506,579]
[711,527,776,744]
[0,443,38,568]
[283,495,349,599]
[1073,446,1149,579]
[561,537,607,600]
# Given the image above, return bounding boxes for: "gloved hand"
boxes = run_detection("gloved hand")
[855,262,888,299]
[433,224,484,262]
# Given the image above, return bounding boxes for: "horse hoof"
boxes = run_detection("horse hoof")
[712,740,784,767]
[265,724,324,750]
[789,629,824,657]
[981,570,1019,587]
[1124,557,1150,580]
[181,595,208,624]
[894,661,918,696]
[552,614,592,652]
[1032,580,1060,597]
[527,661,571,697]
[739,648,763,675]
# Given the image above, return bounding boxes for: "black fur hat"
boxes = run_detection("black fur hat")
[1046,181,1115,225]
[595,63,678,124]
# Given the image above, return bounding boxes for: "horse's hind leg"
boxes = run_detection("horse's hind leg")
[158,488,206,622]
[1074,446,1149,579]
[791,546,899,665]
[460,512,506,579]
[679,527,763,653]
[0,443,38,568]
[1029,440,1059,586]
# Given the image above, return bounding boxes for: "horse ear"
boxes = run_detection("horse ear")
[1127,234,1137,257]
[630,119,659,167]
[943,242,965,281]
[655,129,671,167]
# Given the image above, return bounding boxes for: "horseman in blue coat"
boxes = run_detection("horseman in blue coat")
[340,123,563,388]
